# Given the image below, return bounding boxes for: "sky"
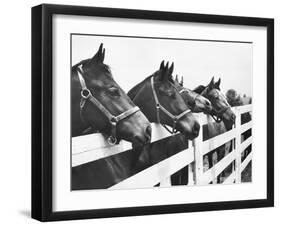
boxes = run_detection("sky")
[72,34,253,97]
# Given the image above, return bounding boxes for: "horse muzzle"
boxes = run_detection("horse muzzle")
[131,124,152,148]
[177,118,200,140]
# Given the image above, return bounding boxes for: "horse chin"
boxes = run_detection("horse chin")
[185,132,199,140]
[204,106,213,114]
[116,111,152,148]
[176,120,200,140]
[131,138,148,149]
[222,111,236,126]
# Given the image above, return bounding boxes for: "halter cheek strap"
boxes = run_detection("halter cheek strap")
[77,65,140,144]
[151,77,191,134]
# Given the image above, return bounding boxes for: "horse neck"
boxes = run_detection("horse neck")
[204,116,226,139]
[127,79,148,100]
[128,77,157,123]
[222,119,233,131]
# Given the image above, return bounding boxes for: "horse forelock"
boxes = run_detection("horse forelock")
[72,59,113,80]
[128,69,175,101]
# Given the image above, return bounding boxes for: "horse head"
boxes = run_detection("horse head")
[174,75,212,113]
[71,43,151,148]
[128,61,200,139]
[194,77,236,125]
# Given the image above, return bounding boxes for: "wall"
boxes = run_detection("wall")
[0,0,278,225]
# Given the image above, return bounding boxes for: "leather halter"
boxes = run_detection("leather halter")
[150,76,191,134]
[210,105,230,123]
[76,65,140,145]
[200,87,231,123]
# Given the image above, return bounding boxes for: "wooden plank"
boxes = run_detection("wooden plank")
[223,171,236,184]
[201,151,235,184]
[235,108,242,183]
[240,136,252,154]
[159,177,172,187]
[110,147,194,189]
[240,152,252,172]
[241,121,252,134]
[72,142,131,167]
[72,133,116,155]
[201,129,236,155]
[238,104,252,114]
[72,123,174,155]
[72,123,175,166]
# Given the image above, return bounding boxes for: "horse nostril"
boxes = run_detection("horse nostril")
[145,125,152,138]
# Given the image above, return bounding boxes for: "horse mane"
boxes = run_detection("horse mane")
[127,69,175,100]
[127,74,154,100]
[193,85,206,94]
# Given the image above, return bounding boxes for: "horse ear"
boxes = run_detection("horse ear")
[215,78,221,89]
[165,62,169,70]
[207,76,215,90]
[160,60,165,70]
[175,74,179,83]
[168,62,174,75]
[101,48,105,62]
[180,76,184,86]
[90,43,105,64]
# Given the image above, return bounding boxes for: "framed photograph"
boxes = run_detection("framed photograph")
[32,4,274,221]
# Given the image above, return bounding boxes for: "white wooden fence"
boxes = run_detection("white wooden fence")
[72,105,252,189]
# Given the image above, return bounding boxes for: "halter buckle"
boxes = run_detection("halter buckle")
[81,88,91,99]
[110,117,118,123]
[107,136,117,145]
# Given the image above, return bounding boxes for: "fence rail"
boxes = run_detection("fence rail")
[72,105,252,188]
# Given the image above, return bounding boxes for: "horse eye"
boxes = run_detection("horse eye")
[168,91,176,98]
[108,87,120,96]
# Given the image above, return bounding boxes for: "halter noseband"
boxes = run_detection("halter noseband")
[77,65,140,145]
[150,77,191,134]
[209,105,230,123]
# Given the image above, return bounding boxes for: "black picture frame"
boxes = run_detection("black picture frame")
[32,3,274,222]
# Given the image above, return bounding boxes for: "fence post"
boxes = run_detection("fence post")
[159,177,171,187]
[193,116,204,185]
[187,140,194,186]
[235,108,241,183]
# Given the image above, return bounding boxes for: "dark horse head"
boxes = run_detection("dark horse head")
[194,77,236,126]
[128,61,200,139]
[174,75,212,113]
[71,44,151,148]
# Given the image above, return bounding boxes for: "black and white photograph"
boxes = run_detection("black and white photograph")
[71,34,253,190]
[30,4,274,221]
